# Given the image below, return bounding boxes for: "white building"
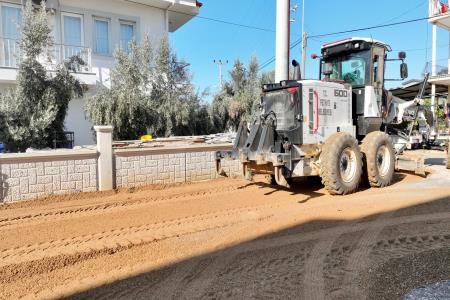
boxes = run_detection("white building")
[0,0,200,146]
[428,0,450,125]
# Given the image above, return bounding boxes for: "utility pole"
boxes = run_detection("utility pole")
[213,59,228,89]
[431,24,437,131]
[275,0,290,82]
[301,0,306,80]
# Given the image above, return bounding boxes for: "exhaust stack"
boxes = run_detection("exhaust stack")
[292,60,301,80]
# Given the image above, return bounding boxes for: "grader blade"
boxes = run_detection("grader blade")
[395,154,426,176]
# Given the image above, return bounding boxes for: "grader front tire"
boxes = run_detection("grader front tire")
[320,133,363,195]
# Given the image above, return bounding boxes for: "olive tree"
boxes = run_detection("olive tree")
[0,1,85,152]
[210,56,273,132]
[86,38,155,140]
[86,37,210,140]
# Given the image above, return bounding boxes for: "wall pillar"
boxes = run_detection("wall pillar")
[95,126,113,191]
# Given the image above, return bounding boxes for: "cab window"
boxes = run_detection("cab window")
[323,50,370,87]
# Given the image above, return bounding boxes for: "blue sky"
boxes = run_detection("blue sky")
[171,0,449,99]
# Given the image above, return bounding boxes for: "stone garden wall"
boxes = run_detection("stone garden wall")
[0,139,239,203]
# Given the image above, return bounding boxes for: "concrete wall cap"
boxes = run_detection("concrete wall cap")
[114,143,233,156]
[0,149,98,163]
[94,126,114,133]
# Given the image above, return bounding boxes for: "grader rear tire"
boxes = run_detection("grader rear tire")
[361,131,395,188]
[320,133,363,195]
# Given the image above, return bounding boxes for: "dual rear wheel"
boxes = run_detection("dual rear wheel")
[320,131,395,195]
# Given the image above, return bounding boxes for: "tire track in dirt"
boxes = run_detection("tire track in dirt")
[0,182,254,230]
[88,231,450,299]
[179,254,239,299]
[302,238,337,300]
[0,203,280,267]
[243,211,450,257]
[340,211,395,299]
[372,233,450,258]
[104,212,450,299]
[33,230,450,300]
[1,219,247,287]
[142,260,198,300]
[91,257,220,300]
[301,210,393,300]
[370,221,450,263]
[22,210,450,300]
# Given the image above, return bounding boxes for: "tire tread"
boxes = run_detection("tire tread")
[320,132,363,195]
[361,131,395,188]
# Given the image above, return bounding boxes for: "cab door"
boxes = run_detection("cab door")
[371,46,386,117]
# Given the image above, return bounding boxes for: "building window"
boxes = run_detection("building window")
[62,14,83,60]
[2,5,22,39]
[94,18,110,55]
[63,14,83,46]
[120,21,135,53]
[2,5,22,67]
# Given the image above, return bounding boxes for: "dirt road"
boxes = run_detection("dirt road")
[1,152,450,299]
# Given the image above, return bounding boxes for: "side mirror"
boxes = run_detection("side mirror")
[400,63,408,79]
[398,51,407,60]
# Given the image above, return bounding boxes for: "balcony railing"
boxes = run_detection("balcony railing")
[429,0,449,18]
[0,38,20,67]
[0,38,92,72]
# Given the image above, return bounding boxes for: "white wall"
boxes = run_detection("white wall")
[65,96,96,146]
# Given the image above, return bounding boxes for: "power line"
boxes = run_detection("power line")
[259,13,438,71]
[308,16,430,39]
[125,0,438,73]
[259,36,303,71]
[392,42,450,53]
[375,0,426,26]
[195,15,275,33]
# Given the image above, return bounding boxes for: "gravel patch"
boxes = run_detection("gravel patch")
[365,248,450,300]
[404,280,450,300]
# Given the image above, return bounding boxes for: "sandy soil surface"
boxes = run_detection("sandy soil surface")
[1,151,450,299]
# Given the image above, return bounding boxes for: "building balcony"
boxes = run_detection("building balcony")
[0,38,96,85]
[130,0,200,32]
[424,60,450,86]
[428,73,450,86]
[429,0,450,29]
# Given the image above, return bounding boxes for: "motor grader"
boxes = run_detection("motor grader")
[216,37,435,195]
